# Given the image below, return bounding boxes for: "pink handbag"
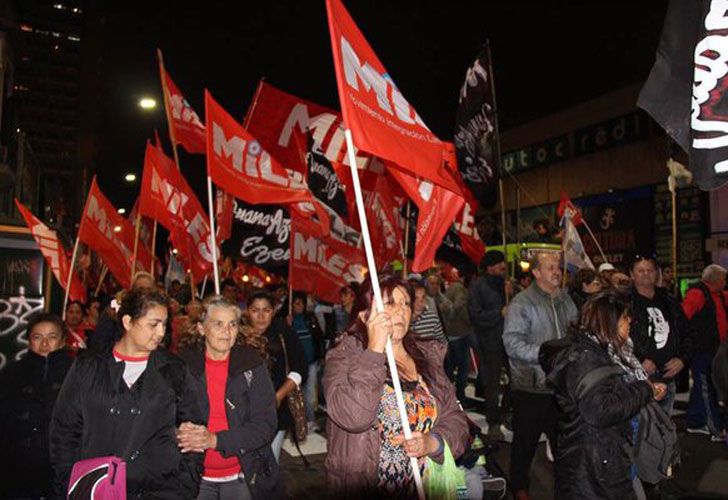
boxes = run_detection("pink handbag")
[67,456,126,499]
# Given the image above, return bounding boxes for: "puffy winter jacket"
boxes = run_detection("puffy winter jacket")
[49,346,204,498]
[539,333,653,499]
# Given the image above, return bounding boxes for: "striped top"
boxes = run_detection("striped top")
[410,305,447,342]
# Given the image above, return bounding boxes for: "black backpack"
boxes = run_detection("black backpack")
[576,365,680,484]
[633,401,680,484]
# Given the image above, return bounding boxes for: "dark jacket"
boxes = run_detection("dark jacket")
[323,333,470,497]
[264,318,308,431]
[685,282,725,354]
[630,287,693,372]
[539,333,654,499]
[468,274,506,351]
[178,346,281,499]
[49,346,204,498]
[293,311,326,361]
[0,349,73,497]
[713,340,728,406]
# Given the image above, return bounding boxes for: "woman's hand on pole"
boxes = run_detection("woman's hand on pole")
[363,306,392,353]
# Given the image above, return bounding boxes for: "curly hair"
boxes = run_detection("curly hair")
[179,294,268,359]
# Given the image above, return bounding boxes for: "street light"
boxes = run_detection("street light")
[113,225,122,233]
[138,97,157,110]
[117,208,126,215]
[124,173,136,182]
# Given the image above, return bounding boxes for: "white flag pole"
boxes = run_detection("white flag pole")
[344,129,425,500]
[62,236,81,321]
[581,219,608,264]
[206,175,221,295]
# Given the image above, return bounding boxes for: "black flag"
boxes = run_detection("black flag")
[306,135,349,219]
[638,0,728,190]
[454,47,498,207]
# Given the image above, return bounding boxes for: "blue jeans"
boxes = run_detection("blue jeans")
[687,352,724,435]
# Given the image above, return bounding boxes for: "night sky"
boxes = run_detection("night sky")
[91,0,669,211]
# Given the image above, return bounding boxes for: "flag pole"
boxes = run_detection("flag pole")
[157,48,183,172]
[131,212,142,284]
[62,236,81,321]
[670,185,678,294]
[200,274,208,299]
[206,175,221,295]
[581,219,608,264]
[150,220,158,276]
[344,129,425,500]
[485,40,510,304]
[402,201,411,278]
[94,265,108,297]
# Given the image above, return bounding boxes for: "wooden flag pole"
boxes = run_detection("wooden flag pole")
[189,270,196,300]
[62,236,82,321]
[94,265,109,297]
[150,220,158,276]
[402,201,411,278]
[344,129,425,500]
[671,186,678,294]
[131,212,142,284]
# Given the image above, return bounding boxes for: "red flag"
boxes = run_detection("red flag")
[326,0,462,194]
[557,191,583,225]
[290,215,366,303]
[205,90,330,234]
[453,200,485,265]
[139,142,215,281]
[245,80,371,173]
[78,178,153,289]
[388,168,465,272]
[160,64,206,154]
[15,200,86,302]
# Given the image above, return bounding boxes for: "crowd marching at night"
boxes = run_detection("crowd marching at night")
[3,1,728,499]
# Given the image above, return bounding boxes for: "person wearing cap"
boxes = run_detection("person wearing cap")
[598,262,617,288]
[468,250,510,433]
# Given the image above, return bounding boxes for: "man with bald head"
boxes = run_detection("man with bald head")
[503,251,577,500]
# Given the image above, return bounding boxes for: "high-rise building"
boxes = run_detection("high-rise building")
[11,0,83,230]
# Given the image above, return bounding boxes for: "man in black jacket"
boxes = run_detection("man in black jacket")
[630,255,693,415]
[0,313,73,498]
[468,250,509,433]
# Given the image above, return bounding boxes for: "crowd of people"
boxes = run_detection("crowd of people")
[1,250,727,499]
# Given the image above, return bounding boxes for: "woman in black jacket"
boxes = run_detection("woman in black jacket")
[246,290,307,462]
[177,295,280,499]
[50,289,204,498]
[539,290,667,499]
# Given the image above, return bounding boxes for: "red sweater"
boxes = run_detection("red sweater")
[682,287,728,343]
[203,356,241,478]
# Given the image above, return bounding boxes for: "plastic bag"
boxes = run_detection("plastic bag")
[423,441,469,500]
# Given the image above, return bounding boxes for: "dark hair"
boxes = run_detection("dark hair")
[577,289,631,354]
[222,278,237,290]
[118,289,169,323]
[292,291,307,303]
[66,300,85,312]
[247,289,274,309]
[26,312,64,337]
[345,275,413,346]
[408,278,426,292]
[569,268,600,294]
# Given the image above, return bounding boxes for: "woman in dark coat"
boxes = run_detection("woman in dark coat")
[50,289,203,498]
[539,290,667,499]
[323,275,470,499]
[245,290,307,462]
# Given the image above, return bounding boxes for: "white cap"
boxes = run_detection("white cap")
[598,262,616,273]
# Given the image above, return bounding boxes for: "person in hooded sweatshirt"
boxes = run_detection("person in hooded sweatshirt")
[539,290,667,499]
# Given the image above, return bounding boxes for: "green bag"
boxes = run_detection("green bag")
[423,441,469,500]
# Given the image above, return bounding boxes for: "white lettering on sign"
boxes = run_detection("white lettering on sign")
[693,0,728,153]
[454,203,476,237]
[30,223,61,272]
[240,236,289,265]
[341,36,429,129]
[169,93,204,129]
[86,195,132,259]
[293,232,362,283]
[212,122,307,189]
